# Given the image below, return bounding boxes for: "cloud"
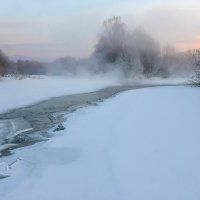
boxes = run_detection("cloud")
[0,0,200,59]
[0,20,52,45]
[125,4,200,51]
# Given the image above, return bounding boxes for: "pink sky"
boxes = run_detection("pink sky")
[0,0,199,60]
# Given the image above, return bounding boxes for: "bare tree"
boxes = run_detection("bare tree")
[189,49,200,85]
[132,29,160,76]
[154,45,176,77]
[94,16,128,64]
[94,17,160,76]
[0,50,10,76]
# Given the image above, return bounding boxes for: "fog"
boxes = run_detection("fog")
[0,16,200,81]
[44,16,199,80]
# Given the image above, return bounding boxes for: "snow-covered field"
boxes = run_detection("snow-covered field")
[0,76,120,113]
[0,76,186,114]
[1,86,200,200]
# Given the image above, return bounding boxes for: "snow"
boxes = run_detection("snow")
[0,76,120,113]
[1,86,200,200]
[0,162,10,178]
[0,76,187,114]
[127,77,188,85]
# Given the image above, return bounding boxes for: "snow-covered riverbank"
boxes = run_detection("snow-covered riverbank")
[0,76,187,114]
[0,76,120,113]
[1,86,200,200]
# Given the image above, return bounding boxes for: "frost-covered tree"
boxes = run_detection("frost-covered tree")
[94,17,160,76]
[94,16,128,63]
[189,49,200,86]
[0,50,10,76]
[130,29,160,76]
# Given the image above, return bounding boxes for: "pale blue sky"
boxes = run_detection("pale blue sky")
[0,0,199,60]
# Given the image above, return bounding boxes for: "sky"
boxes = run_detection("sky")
[0,0,200,61]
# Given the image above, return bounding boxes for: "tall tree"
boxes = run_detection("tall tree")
[94,16,127,63]
[0,50,10,76]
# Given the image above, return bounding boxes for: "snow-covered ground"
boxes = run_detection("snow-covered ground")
[1,86,200,200]
[0,76,187,114]
[0,76,120,113]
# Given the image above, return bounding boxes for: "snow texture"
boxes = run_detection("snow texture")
[1,86,200,200]
[0,76,120,113]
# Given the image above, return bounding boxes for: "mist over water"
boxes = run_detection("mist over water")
[39,16,198,80]
[0,16,199,81]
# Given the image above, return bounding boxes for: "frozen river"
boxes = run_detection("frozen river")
[0,84,152,156]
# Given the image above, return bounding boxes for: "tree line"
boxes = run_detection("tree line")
[0,16,200,80]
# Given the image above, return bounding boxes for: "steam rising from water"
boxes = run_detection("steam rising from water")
[41,16,198,79]
[1,15,199,80]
